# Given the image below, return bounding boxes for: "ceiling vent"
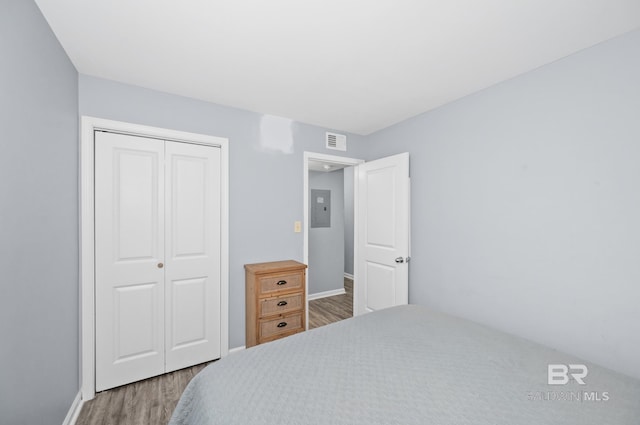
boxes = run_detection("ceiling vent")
[326,132,347,151]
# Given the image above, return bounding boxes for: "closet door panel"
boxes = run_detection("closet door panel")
[165,141,221,372]
[95,131,165,391]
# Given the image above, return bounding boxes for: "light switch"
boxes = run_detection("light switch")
[294,221,302,233]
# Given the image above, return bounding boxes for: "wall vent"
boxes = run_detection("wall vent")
[326,132,347,151]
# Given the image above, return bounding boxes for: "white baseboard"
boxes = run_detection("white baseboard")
[229,345,246,354]
[62,392,83,425]
[344,273,354,280]
[308,288,346,301]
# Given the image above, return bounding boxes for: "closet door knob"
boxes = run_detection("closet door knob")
[157,263,164,269]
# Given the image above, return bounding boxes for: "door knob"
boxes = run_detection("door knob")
[157,262,164,269]
[395,257,404,263]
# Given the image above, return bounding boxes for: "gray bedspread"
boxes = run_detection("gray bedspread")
[170,305,640,425]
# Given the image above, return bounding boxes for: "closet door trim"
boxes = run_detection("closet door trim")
[80,116,229,401]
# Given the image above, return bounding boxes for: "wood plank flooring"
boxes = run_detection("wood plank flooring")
[77,278,353,424]
[308,277,353,329]
[76,362,209,425]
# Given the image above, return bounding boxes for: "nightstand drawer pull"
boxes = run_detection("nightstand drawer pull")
[277,301,288,306]
[277,322,288,328]
[276,280,287,285]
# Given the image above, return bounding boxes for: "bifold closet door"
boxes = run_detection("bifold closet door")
[164,142,221,373]
[95,131,221,391]
[95,132,166,391]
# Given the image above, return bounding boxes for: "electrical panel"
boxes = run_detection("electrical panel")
[310,189,331,228]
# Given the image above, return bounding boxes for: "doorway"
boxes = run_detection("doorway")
[303,151,411,328]
[303,152,363,329]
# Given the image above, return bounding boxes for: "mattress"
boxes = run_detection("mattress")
[169,305,640,425]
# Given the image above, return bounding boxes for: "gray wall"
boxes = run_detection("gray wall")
[0,1,79,424]
[364,29,640,379]
[78,75,366,348]
[308,170,345,294]
[343,167,355,276]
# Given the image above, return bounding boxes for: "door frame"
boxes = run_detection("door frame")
[80,116,229,401]
[303,152,364,328]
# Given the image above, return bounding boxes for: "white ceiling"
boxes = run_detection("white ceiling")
[35,0,640,135]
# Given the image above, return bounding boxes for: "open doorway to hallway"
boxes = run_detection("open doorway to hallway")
[304,153,362,329]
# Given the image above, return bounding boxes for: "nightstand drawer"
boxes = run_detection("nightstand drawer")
[259,273,303,296]
[259,312,303,340]
[260,293,303,317]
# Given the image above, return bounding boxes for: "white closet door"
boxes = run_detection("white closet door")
[95,131,166,391]
[164,142,221,372]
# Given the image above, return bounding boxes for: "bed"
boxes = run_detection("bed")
[170,305,640,425]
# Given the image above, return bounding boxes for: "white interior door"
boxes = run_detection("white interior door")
[95,132,222,391]
[95,132,166,391]
[355,152,410,315]
[165,142,221,372]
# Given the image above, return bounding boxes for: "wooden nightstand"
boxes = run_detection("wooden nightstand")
[245,260,307,347]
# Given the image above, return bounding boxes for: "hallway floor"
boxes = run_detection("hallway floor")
[308,277,353,329]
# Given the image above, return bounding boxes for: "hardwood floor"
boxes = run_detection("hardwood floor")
[76,362,210,425]
[308,277,353,329]
[77,278,353,424]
